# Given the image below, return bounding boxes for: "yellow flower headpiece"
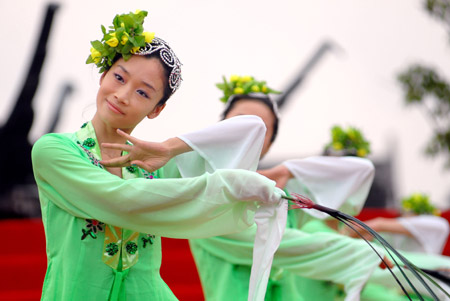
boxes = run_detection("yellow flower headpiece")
[401,193,440,215]
[86,10,153,73]
[325,125,371,158]
[86,10,182,93]
[216,75,281,103]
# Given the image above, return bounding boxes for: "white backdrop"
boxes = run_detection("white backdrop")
[2,0,449,207]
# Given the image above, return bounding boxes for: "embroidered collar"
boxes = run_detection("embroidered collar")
[76,121,156,179]
[76,121,103,160]
[75,121,157,273]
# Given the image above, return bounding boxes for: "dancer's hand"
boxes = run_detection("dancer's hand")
[345,217,412,240]
[342,225,375,241]
[100,129,191,172]
[258,165,293,189]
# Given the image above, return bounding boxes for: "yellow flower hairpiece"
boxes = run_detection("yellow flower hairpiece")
[216,75,280,103]
[401,193,439,215]
[325,125,371,157]
[86,10,155,73]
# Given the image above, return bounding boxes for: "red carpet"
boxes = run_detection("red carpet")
[0,219,46,300]
[1,209,449,299]
[0,219,204,300]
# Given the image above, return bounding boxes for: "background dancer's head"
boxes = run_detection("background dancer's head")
[218,75,280,157]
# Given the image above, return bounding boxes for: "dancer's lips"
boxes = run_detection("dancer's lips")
[106,100,125,115]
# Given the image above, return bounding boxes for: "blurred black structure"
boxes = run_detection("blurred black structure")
[276,41,337,109]
[272,41,395,208]
[47,83,74,133]
[365,158,396,208]
[0,4,60,218]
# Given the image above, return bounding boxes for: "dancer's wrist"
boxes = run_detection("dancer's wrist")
[163,137,192,158]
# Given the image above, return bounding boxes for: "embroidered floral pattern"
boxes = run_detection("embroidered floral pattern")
[142,234,155,248]
[81,228,97,240]
[82,138,96,149]
[86,219,105,233]
[81,219,105,240]
[77,141,104,169]
[106,243,119,256]
[126,242,138,254]
[81,122,88,128]
[142,169,157,179]
[126,166,138,173]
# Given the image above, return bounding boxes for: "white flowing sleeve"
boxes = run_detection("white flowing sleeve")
[175,115,288,301]
[397,215,450,254]
[175,115,265,176]
[283,156,375,219]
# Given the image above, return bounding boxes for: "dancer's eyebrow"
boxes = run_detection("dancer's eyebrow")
[117,65,155,91]
[117,65,129,75]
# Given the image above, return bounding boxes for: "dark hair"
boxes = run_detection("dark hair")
[222,95,279,143]
[144,52,173,106]
[108,52,173,106]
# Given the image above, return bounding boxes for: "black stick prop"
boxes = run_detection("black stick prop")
[283,193,450,301]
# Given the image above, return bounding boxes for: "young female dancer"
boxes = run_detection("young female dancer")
[205,79,448,300]
[188,76,383,301]
[32,13,284,300]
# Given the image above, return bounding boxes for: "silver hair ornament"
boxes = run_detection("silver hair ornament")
[135,37,182,93]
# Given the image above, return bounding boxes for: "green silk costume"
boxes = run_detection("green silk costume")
[189,157,385,301]
[32,121,282,300]
[190,208,384,301]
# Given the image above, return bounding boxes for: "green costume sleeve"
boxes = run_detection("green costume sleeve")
[32,133,282,239]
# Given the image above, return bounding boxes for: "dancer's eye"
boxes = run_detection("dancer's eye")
[114,73,124,83]
[137,90,149,98]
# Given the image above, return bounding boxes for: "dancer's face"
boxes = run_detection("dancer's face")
[224,99,276,157]
[95,55,166,131]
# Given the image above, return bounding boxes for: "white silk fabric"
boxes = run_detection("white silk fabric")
[175,115,287,301]
[283,156,375,218]
[384,215,450,254]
